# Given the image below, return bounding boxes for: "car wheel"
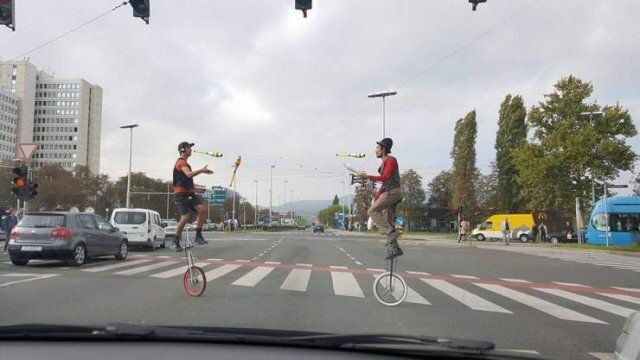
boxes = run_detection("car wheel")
[476,234,486,241]
[67,244,87,266]
[550,237,559,244]
[519,234,529,243]
[115,240,128,260]
[10,257,29,266]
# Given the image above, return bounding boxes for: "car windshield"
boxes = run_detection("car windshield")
[2,2,640,360]
[113,212,146,225]
[18,214,65,228]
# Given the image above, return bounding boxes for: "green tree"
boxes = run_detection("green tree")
[513,75,637,212]
[451,110,478,214]
[318,204,343,225]
[476,166,498,211]
[113,172,172,216]
[332,194,339,206]
[426,170,453,222]
[399,169,426,229]
[353,184,374,225]
[495,94,527,212]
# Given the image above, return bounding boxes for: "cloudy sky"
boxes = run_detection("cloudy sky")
[3,0,639,205]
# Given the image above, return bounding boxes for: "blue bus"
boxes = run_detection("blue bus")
[587,196,640,245]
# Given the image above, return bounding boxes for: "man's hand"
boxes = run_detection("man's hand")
[357,170,368,179]
[201,165,214,175]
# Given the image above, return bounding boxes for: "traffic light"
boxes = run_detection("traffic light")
[27,181,38,199]
[129,0,150,24]
[0,0,15,31]
[295,0,311,18]
[11,166,27,199]
[469,0,487,11]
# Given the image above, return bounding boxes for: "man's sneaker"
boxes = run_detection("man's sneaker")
[385,246,404,260]
[385,231,399,246]
[195,234,208,244]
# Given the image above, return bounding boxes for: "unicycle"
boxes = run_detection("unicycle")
[372,216,408,306]
[182,230,207,297]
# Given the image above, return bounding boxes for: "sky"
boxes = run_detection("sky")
[2,0,640,205]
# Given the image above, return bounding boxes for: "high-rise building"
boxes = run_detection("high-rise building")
[0,60,102,174]
[0,90,19,161]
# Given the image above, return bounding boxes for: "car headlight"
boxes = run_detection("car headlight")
[622,311,639,335]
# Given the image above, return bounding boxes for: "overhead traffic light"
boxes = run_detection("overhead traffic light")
[469,0,487,11]
[129,0,150,24]
[11,166,27,199]
[295,0,311,18]
[0,0,15,31]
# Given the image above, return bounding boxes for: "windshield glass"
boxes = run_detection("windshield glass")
[2,2,639,360]
[18,214,65,228]
[113,212,146,225]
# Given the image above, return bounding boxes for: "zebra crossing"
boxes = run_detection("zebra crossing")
[72,255,640,324]
[6,255,639,326]
[493,247,640,272]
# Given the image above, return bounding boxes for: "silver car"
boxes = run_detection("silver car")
[616,310,640,360]
[7,212,129,267]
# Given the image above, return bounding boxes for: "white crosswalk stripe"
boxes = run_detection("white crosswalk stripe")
[420,278,512,313]
[114,261,179,275]
[82,259,152,273]
[331,268,364,298]
[476,284,606,324]
[280,268,312,292]
[150,262,210,279]
[370,273,430,305]
[534,288,636,317]
[494,247,640,272]
[597,292,640,305]
[205,264,243,281]
[233,263,279,287]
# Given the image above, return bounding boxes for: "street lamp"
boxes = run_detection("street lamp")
[367,91,397,138]
[269,165,275,226]
[254,180,258,225]
[120,123,139,208]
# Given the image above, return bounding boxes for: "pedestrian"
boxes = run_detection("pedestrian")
[172,141,214,251]
[2,208,18,252]
[565,221,575,242]
[458,217,471,245]
[538,222,548,243]
[531,222,538,243]
[501,217,511,246]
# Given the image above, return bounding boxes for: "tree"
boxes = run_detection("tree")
[513,75,637,212]
[451,110,478,214]
[318,204,343,225]
[399,169,426,229]
[495,94,527,212]
[353,184,374,225]
[113,172,172,217]
[476,166,498,211]
[426,170,453,222]
[332,194,340,206]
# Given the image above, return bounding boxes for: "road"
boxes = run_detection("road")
[2,230,639,360]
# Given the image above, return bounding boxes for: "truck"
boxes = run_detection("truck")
[472,211,571,243]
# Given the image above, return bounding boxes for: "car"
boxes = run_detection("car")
[162,220,178,239]
[110,208,166,250]
[616,310,640,360]
[313,224,324,234]
[7,212,129,267]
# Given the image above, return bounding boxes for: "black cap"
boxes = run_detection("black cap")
[178,141,194,152]
[376,138,393,153]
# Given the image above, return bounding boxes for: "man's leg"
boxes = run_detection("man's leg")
[175,213,190,251]
[368,189,401,244]
[195,204,208,244]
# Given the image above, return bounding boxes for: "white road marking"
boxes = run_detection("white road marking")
[280,268,312,292]
[331,271,365,298]
[499,278,531,283]
[451,274,479,279]
[150,262,209,279]
[598,293,640,305]
[0,273,59,288]
[535,288,636,318]
[82,259,152,273]
[204,264,243,281]
[232,266,276,287]
[114,261,179,275]
[421,279,512,313]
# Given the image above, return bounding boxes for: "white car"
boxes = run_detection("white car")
[616,310,640,360]
[162,220,177,239]
[110,208,166,250]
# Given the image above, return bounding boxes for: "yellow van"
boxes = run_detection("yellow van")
[472,214,535,242]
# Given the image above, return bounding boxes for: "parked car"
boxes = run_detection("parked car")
[7,212,128,267]
[616,310,640,360]
[110,208,165,250]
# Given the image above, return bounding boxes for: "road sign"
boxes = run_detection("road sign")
[18,142,37,163]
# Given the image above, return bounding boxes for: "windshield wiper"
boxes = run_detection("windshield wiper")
[287,333,495,351]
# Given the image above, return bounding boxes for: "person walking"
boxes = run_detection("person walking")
[458,218,471,245]
[2,208,18,252]
[538,221,548,243]
[501,217,511,246]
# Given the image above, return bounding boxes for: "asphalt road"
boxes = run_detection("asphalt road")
[2,230,639,360]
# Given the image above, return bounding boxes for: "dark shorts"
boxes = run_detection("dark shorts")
[174,193,204,215]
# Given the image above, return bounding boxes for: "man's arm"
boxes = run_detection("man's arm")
[367,157,397,182]
[180,163,213,178]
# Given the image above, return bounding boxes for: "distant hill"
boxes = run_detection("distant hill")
[271,196,351,217]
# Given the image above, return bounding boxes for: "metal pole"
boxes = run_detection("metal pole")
[269,165,274,226]
[166,182,170,219]
[254,180,258,225]
[604,183,609,247]
[290,189,294,222]
[232,182,237,222]
[382,96,386,138]
[126,127,133,208]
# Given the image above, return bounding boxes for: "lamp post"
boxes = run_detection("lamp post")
[120,123,139,208]
[579,111,604,205]
[254,180,258,225]
[367,91,397,138]
[269,165,275,226]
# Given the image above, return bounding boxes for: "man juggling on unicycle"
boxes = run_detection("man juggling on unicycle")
[357,138,404,260]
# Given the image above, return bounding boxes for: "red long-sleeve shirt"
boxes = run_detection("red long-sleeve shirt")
[368,156,398,183]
